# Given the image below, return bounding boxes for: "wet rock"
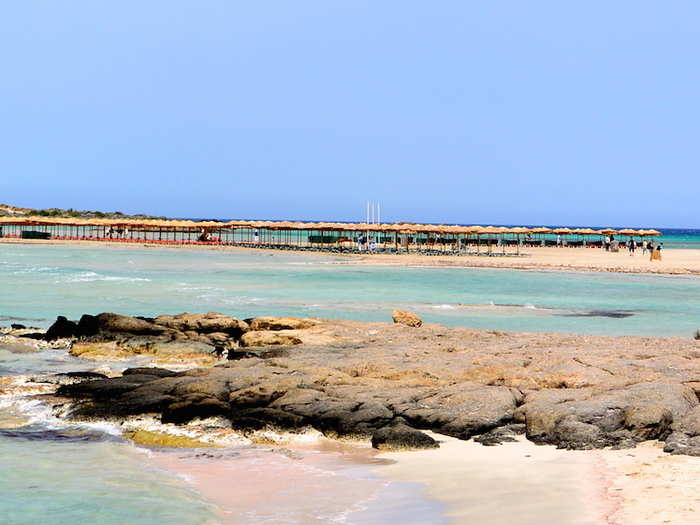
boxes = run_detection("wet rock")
[125,430,214,448]
[122,367,180,378]
[56,374,161,399]
[371,421,439,450]
[391,310,422,328]
[240,331,302,347]
[248,317,316,331]
[10,323,26,330]
[45,316,79,340]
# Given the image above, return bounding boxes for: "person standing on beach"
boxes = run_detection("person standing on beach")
[629,238,636,256]
[657,243,663,261]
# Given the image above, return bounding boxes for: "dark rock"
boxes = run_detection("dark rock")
[56,371,109,380]
[45,316,79,340]
[93,312,168,336]
[76,314,99,336]
[161,395,230,424]
[122,367,180,378]
[10,323,26,330]
[56,374,160,399]
[474,424,526,446]
[230,408,306,430]
[371,422,439,450]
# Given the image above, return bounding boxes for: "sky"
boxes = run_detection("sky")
[1,2,698,227]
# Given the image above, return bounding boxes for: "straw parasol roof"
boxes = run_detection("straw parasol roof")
[551,227,574,234]
[617,228,639,235]
[639,229,662,237]
[597,228,617,235]
[571,228,598,235]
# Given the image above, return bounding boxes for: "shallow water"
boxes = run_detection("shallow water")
[2,243,700,336]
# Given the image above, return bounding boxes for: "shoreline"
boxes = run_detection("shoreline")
[4,313,700,523]
[1,237,699,277]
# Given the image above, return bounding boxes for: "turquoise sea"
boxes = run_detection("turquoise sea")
[1,242,699,524]
[2,243,699,337]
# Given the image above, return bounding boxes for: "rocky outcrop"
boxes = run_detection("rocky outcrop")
[43,311,316,362]
[391,310,422,327]
[45,316,79,340]
[26,314,700,455]
[516,382,698,449]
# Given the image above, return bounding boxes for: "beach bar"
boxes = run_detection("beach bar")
[0,217,661,256]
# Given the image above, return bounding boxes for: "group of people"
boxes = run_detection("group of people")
[628,238,663,261]
[105,226,129,239]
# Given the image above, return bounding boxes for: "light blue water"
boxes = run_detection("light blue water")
[0,435,219,525]
[1,243,699,337]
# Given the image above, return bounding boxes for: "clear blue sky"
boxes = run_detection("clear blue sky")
[1,2,698,227]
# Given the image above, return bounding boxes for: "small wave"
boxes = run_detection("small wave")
[59,272,151,283]
[431,304,456,310]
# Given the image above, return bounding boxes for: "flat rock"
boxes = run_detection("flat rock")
[240,331,303,347]
[248,317,316,331]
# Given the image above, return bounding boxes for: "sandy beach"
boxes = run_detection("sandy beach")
[145,432,700,525]
[1,238,698,276]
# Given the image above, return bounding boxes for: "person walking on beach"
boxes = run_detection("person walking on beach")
[656,243,663,261]
[629,239,636,256]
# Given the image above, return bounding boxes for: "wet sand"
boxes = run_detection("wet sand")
[2,238,697,276]
[149,438,446,524]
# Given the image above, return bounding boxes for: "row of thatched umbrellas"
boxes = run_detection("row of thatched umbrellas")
[0,216,662,237]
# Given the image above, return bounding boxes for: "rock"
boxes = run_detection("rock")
[10,323,26,330]
[122,367,180,378]
[69,341,132,361]
[56,374,161,399]
[663,406,700,455]
[473,424,526,446]
[391,310,422,328]
[394,383,519,439]
[230,407,305,431]
[521,382,697,449]
[125,430,215,448]
[92,313,168,336]
[162,395,230,424]
[248,317,316,331]
[153,313,249,337]
[371,422,439,450]
[45,316,79,340]
[76,314,100,336]
[240,331,303,347]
